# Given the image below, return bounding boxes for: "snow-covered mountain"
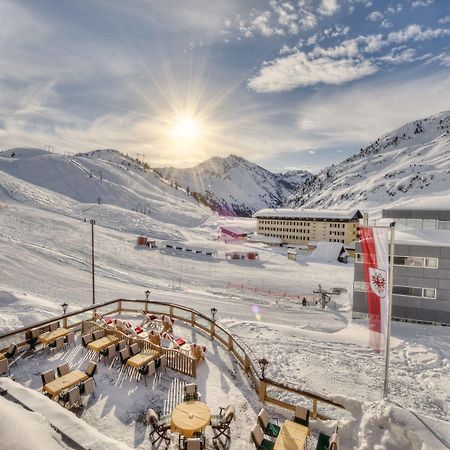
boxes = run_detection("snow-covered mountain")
[0,148,211,238]
[285,111,450,210]
[156,154,311,216]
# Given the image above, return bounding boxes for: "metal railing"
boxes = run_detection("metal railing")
[0,298,345,419]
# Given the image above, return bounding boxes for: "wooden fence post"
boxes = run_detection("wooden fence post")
[144,302,148,313]
[312,399,318,419]
[244,355,250,373]
[63,317,68,328]
[210,321,215,338]
[191,312,195,326]
[258,380,267,402]
[169,305,174,318]
[227,335,233,351]
[118,300,122,314]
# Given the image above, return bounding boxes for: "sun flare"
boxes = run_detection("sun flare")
[171,116,201,142]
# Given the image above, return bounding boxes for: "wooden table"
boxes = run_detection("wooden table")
[127,350,158,368]
[274,420,308,450]
[87,335,119,353]
[171,401,211,438]
[43,369,88,399]
[38,328,70,345]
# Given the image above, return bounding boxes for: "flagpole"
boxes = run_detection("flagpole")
[383,222,396,398]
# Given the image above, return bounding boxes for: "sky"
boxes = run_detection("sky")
[0,0,449,173]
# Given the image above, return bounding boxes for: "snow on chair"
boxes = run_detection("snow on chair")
[293,405,310,427]
[4,343,18,362]
[41,369,55,387]
[130,343,140,356]
[82,334,93,349]
[250,423,274,450]
[145,409,171,446]
[85,361,98,386]
[65,331,75,347]
[66,386,81,409]
[49,322,59,332]
[92,330,103,341]
[83,377,95,400]
[50,337,65,354]
[257,409,280,438]
[119,347,130,365]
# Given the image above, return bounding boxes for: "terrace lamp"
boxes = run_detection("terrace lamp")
[145,290,150,301]
[210,307,218,322]
[258,358,269,379]
[61,302,69,315]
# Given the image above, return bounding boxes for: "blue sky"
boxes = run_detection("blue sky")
[0,0,449,172]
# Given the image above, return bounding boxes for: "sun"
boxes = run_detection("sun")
[171,116,201,142]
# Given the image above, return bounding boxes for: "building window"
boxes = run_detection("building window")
[393,285,437,299]
[425,258,438,268]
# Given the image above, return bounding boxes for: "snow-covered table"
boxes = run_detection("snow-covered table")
[87,335,119,353]
[171,401,211,438]
[43,369,88,399]
[38,328,70,345]
[126,350,158,368]
[274,420,308,450]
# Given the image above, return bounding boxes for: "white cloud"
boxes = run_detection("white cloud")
[387,24,450,44]
[367,11,384,22]
[438,15,450,24]
[310,40,359,58]
[318,0,340,16]
[411,0,434,7]
[348,0,372,7]
[248,52,378,92]
[380,19,393,29]
[386,3,403,14]
[270,1,299,35]
[294,71,450,149]
[378,48,417,64]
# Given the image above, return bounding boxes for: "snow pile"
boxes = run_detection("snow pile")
[0,378,131,450]
[325,396,450,450]
[0,395,69,450]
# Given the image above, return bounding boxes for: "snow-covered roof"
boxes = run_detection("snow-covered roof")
[219,226,249,235]
[310,242,347,261]
[253,208,362,220]
[395,229,450,248]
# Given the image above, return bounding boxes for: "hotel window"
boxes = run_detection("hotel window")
[393,286,436,299]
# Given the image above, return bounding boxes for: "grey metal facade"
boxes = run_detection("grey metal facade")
[353,208,450,325]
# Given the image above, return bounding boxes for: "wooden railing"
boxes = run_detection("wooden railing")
[0,298,345,419]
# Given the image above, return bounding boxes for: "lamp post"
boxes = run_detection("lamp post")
[90,219,96,305]
[61,302,69,315]
[145,290,150,301]
[258,358,269,379]
[210,307,217,322]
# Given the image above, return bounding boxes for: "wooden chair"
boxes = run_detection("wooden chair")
[130,343,140,356]
[4,343,18,362]
[257,409,280,438]
[92,330,103,341]
[139,360,155,386]
[85,361,98,386]
[49,322,59,332]
[50,337,65,354]
[293,405,310,427]
[104,344,117,365]
[211,405,235,441]
[145,409,171,446]
[65,332,75,347]
[184,437,202,450]
[83,377,95,399]
[251,424,274,450]
[184,383,200,401]
[116,340,126,351]
[67,386,81,409]
[119,347,130,365]
[41,369,55,387]
[0,359,10,377]
[57,362,70,377]
[82,334,93,349]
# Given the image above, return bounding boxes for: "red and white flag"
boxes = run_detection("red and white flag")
[359,226,390,352]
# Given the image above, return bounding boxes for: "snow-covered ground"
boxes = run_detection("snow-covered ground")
[1,150,449,449]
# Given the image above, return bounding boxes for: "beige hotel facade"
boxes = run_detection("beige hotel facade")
[253,209,363,245]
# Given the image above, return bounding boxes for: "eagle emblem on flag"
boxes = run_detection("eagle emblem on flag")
[369,268,387,298]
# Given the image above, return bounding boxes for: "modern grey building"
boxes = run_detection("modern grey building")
[353,207,450,325]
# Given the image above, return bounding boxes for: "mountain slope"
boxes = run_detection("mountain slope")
[0,148,211,233]
[156,154,311,216]
[285,111,450,210]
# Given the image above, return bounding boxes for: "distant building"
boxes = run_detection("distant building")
[353,207,450,325]
[219,226,249,240]
[253,208,362,245]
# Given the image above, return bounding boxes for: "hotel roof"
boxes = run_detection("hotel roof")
[253,208,363,221]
